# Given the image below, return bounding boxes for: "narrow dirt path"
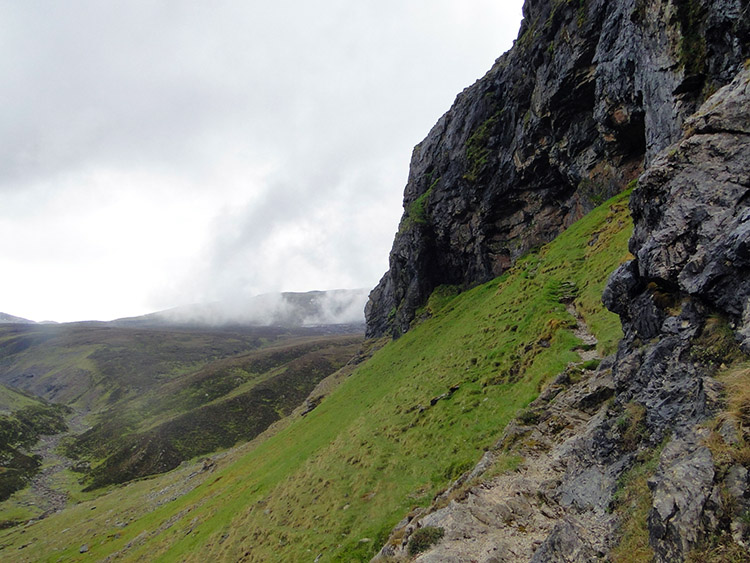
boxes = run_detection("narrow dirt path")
[566,302,600,362]
[376,303,612,561]
[25,412,89,518]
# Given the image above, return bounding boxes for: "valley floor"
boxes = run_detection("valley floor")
[24,412,89,518]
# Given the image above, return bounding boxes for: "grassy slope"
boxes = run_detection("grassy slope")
[0,324,275,412]
[0,324,362,489]
[0,384,42,415]
[0,191,632,562]
[71,335,362,489]
[0,323,350,412]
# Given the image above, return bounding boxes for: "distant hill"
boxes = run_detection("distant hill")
[0,313,34,325]
[114,288,369,328]
[0,383,44,415]
[0,320,363,495]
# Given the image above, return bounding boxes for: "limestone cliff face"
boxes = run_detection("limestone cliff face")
[599,65,750,561]
[374,64,750,563]
[366,0,749,337]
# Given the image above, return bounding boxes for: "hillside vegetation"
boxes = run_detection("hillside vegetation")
[0,394,70,503]
[0,324,298,411]
[0,323,362,529]
[0,190,632,561]
[0,325,361,463]
[66,334,362,489]
[0,384,47,415]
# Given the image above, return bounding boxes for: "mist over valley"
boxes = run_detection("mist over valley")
[1,0,750,561]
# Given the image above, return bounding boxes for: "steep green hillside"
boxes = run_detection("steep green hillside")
[66,335,362,489]
[0,191,631,561]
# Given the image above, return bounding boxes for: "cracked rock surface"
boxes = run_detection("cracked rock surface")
[367,0,750,338]
[374,63,750,563]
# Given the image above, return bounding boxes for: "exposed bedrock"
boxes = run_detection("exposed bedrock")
[366,0,750,337]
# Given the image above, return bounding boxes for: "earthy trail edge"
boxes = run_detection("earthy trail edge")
[566,303,599,363]
[375,304,615,561]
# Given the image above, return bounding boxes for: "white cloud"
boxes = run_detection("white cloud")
[0,0,524,322]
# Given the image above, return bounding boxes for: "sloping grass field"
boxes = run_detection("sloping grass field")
[0,191,632,561]
[66,334,361,489]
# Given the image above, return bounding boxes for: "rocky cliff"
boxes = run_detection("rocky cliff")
[375,62,750,563]
[367,0,750,559]
[599,64,750,561]
[366,0,749,338]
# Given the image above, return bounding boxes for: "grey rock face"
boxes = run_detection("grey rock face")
[368,0,750,557]
[367,0,750,337]
[629,69,750,341]
[530,519,601,563]
[648,431,716,560]
[599,65,750,561]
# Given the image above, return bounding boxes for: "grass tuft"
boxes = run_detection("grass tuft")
[610,439,667,563]
[408,526,445,556]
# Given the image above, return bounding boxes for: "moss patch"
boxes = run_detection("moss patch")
[464,113,500,182]
[399,178,439,233]
[675,0,707,76]
[408,526,445,556]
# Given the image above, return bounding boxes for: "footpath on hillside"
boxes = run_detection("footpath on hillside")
[376,302,615,561]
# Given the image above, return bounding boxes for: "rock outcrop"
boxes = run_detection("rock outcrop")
[367,0,750,559]
[377,62,750,563]
[366,0,750,337]
[599,64,750,562]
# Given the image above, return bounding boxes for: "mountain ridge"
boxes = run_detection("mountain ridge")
[0,313,35,325]
[114,288,369,329]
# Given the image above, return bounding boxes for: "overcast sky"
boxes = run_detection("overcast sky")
[0,1,524,323]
